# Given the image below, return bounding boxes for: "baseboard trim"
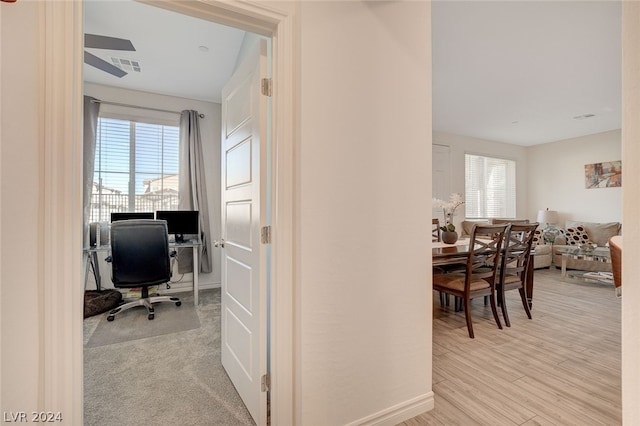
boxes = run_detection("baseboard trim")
[160,281,221,295]
[344,392,434,426]
[198,282,221,290]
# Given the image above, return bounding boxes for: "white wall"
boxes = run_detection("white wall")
[1,0,41,413]
[298,2,433,424]
[432,131,529,227]
[527,129,621,227]
[84,83,222,289]
[434,129,622,227]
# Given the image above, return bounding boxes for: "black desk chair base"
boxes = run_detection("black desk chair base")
[107,288,181,321]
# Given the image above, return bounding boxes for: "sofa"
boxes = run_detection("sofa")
[460,219,552,269]
[531,231,553,269]
[552,220,622,272]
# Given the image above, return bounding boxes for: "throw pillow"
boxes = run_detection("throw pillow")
[533,228,563,244]
[565,226,592,246]
[532,229,544,245]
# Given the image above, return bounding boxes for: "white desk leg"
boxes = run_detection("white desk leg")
[193,246,199,305]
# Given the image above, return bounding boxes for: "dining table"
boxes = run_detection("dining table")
[432,238,535,309]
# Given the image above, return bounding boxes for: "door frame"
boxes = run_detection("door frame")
[42,1,295,424]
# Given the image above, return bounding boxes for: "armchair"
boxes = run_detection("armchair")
[609,235,622,297]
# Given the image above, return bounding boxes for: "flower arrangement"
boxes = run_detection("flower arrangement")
[432,193,465,232]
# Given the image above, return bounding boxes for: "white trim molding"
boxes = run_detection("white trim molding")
[344,393,435,426]
[0,1,4,405]
[622,2,640,424]
[269,7,297,426]
[42,0,84,421]
[138,0,286,36]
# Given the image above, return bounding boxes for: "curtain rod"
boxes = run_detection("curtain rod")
[90,99,205,118]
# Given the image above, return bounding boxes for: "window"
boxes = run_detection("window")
[91,117,180,222]
[465,154,516,219]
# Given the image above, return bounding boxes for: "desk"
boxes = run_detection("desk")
[84,239,202,305]
[432,238,536,308]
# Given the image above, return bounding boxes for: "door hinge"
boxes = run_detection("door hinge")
[261,78,272,97]
[261,226,272,244]
[261,373,270,392]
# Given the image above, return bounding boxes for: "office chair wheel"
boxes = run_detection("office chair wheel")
[176,301,182,307]
[148,313,155,320]
[107,315,115,322]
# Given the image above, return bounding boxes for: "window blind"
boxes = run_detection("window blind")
[91,117,180,222]
[465,154,516,219]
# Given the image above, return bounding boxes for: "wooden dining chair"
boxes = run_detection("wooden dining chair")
[432,217,463,306]
[496,222,538,327]
[433,223,509,338]
[432,217,449,305]
[432,218,441,242]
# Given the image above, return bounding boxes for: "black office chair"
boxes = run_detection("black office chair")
[106,219,181,321]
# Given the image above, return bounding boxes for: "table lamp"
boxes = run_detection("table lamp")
[537,208,560,244]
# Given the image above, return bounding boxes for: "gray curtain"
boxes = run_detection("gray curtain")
[83,96,101,246]
[178,110,212,273]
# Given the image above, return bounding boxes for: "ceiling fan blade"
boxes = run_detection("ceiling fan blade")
[85,34,135,51]
[84,51,127,78]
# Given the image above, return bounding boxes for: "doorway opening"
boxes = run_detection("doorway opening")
[79,1,282,424]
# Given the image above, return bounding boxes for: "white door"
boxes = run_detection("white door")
[220,40,268,425]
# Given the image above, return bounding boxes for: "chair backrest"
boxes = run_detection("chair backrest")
[492,218,530,225]
[110,219,172,288]
[499,223,539,284]
[432,218,441,242]
[609,235,622,289]
[466,223,510,287]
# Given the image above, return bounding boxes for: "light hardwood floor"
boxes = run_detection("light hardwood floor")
[401,268,621,426]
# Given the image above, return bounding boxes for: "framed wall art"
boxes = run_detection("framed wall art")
[585,160,621,188]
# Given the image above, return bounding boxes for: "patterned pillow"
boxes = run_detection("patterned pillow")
[565,226,592,246]
[532,229,544,245]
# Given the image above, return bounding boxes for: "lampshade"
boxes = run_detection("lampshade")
[537,209,559,225]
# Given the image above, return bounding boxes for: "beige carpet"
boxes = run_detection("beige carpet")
[83,289,255,426]
[85,296,200,348]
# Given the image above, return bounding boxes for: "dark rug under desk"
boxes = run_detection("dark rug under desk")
[85,293,200,348]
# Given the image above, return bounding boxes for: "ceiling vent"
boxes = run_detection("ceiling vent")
[111,57,141,73]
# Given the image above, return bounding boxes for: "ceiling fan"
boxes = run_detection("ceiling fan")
[84,34,136,78]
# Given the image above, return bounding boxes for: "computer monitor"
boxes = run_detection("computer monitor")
[110,212,154,222]
[155,210,199,243]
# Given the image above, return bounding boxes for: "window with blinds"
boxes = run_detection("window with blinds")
[465,154,516,219]
[91,117,180,222]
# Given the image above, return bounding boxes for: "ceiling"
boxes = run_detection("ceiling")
[83,0,246,103]
[432,1,621,146]
[84,1,621,147]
